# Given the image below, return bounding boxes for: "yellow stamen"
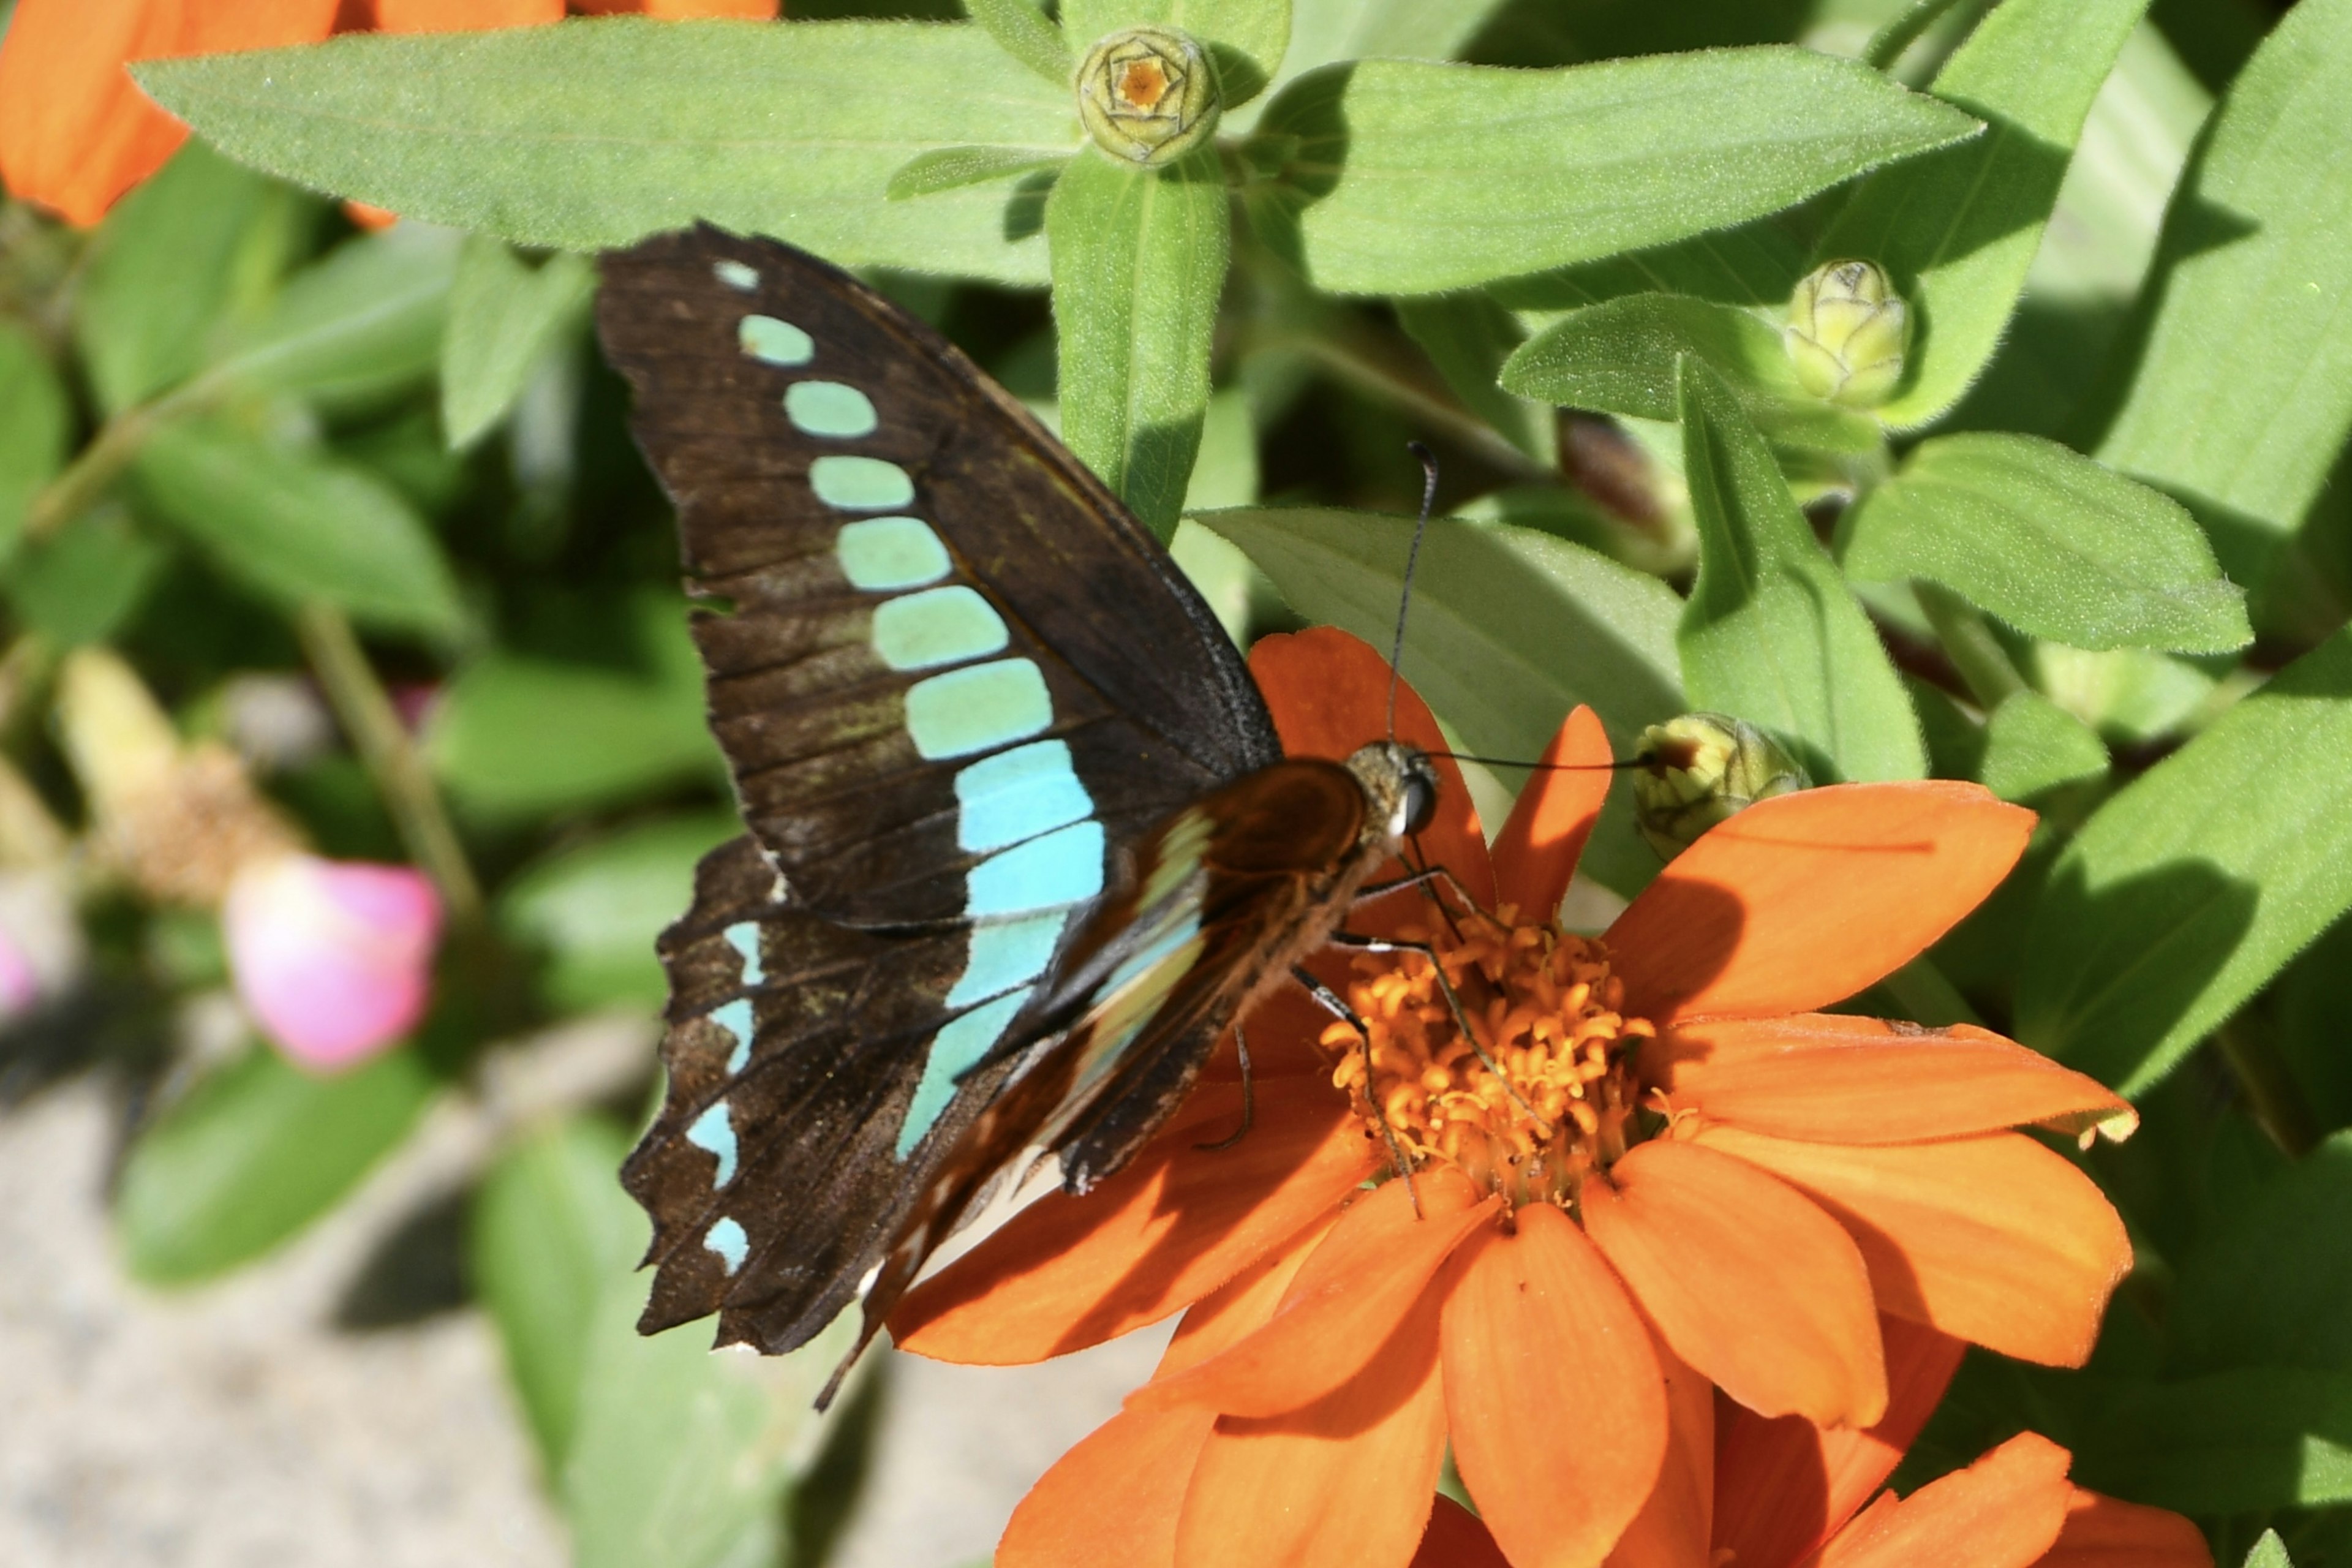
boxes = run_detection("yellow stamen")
[1322,905,1656,1212]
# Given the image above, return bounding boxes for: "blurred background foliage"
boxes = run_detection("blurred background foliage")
[3,0,2351,1564]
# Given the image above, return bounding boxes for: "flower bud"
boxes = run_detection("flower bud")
[1076,26,1220,167]
[224,852,443,1072]
[1784,260,1909,408]
[1631,713,1811,859]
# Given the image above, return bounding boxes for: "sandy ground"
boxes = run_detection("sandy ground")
[0,1020,1164,1568]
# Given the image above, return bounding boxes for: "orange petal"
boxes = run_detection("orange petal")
[574,0,777,12]
[1605,782,2033,1024]
[1413,1498,1512,1568]
[372,0,559,26]
[1605,1325,1714,1568]
[1710,1314,1965,1568]
[1581,1139,1887,1428]
[1656,1014,2137,1146]
[1491,705,1611,923]
[1441,1204,1666,1568]
[1697,1126,2131,1369]
[1248,626,1494,912]
[2038,1488,2214,1568]
[1156,1211,1333,1378]
[1815,1431,2074,1568]
[1174,1286,1449,1568]
[1133,1167,1495,1418]
[997,1405,1212,1568]
[182,0,341,48]
[892,1077,1374,1363]
[0,0,187,227]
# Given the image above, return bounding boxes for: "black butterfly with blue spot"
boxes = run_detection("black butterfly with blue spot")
[597,225,1438,1390]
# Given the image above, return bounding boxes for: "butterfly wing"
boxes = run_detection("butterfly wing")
[600,227,1289,1357]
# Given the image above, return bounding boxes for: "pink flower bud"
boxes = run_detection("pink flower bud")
[223,854,443,1072]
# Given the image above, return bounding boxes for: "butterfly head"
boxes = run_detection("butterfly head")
[1344,740,1442,846]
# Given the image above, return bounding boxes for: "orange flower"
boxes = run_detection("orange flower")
[892,627,2139,1568]
[0,0,774,227]
[1415,1327,2210,1568]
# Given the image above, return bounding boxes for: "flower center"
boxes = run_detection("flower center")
[1322,906,1657,1212]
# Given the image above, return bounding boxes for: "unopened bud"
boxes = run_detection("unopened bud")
[1077,26,1219,167]
[1632,714,1811,858]
[1785,260,1909,408]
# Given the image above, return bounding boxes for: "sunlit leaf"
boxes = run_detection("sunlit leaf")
[2081,1368,2352,1513]
[428,654,719,818]
[441,235,595,450]
[140,21,1075,285]
[212,224,459,412]
[0,322,70,560]
[117,1044,438,1284]
[497,813,738,1012]
[2016,627,2352,1093]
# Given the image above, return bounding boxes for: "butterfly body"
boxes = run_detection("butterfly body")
[598,227,1432,1374]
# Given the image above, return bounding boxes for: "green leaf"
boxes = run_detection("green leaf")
[1249,50,1980,296]
[2081,1368,2352,1513]
[1977,690,2109,804]
[212,224,460,412]
[441,235,595,450]
[497,813,737,1012]
[2246,1532,2296,1568]
[1675,358,1926,783]
[1501,293,1881,454]
[1841,432,2252,652]
[1395,293,1549,462]
[1819,0,2154,426]
[885,144,1069,200]
[2090,0,2352,571]
[1045,145,1229,542]
[1487,211,1814,315]
[564,1237,848,1568]
[1062,0,1290,104]
[139,22,1076,287]
[132,421,466,638]
[116,1044,439,1283]
[1272,0,1499,91]
[1197,505,1686,897]
[2167,1131,2352,1378]
[428,655,718,819]
[2016,627,2352,1093]
[0,322,70,562]
[72,140,307,415]
[965,0,1070,85]
[1,506,167,647]
[470,1117,641,1471]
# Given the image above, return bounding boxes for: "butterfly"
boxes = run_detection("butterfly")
[595,225,1441,1388]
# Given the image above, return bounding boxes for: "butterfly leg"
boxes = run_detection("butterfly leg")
[1352,862,1489,919]
[1193,1024,1254,1153]
[1325,932,1558,1141]
[1290,965,1421,1214]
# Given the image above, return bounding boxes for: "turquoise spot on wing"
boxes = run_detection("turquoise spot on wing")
[905,658,1051,760]
[739,312,812,364]
[709,997,755,1074]
[895,989,1028,1158]
[946,911,1069,1008]
[836,516,950,590]
[786,380,878,438]
[954,740,1093,853]
[705,1216,750,1273]
[810,455,914,511]
[966,820,1106,917]
[723,922,764,986]
[872,586,1009,672]
[714,260,760,291]
[685,1101,739,1187]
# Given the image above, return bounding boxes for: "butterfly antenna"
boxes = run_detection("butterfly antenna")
[1387,442,1440,741]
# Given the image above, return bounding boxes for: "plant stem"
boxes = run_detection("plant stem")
[295,603,483,930]
[1915,579,2027,710]
[2217,1017,2321,1158]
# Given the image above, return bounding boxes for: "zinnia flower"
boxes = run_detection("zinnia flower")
[0,0,776,227]
[891,627,2139,1568]
[224,851,443,1071]
[1415,1322,2209,1568]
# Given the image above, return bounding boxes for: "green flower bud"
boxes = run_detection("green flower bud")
[1631,713,1811,859]
[1784,259,1910,408]
[1076,26,1220,168]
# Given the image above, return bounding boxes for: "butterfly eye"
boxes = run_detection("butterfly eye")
[1400,760,1441,837]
